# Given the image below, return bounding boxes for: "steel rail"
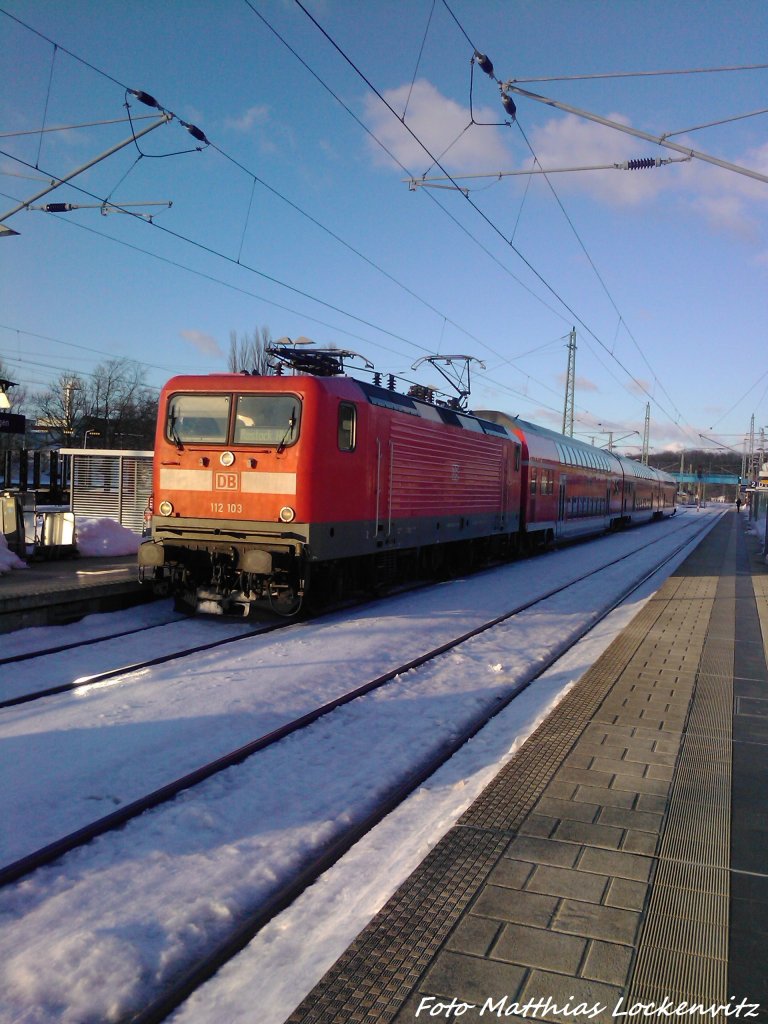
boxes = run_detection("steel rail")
[123,512,720,1024]
[0,513,712,895]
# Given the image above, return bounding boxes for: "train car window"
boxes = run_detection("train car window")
[530,467,538,495]
[514,445,521,472]
[338,402,356,451]
[234,394,300,446]
[167,394,230,444]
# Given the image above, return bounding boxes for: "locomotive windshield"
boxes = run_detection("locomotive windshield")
[234,394,300,446]
[165,392,301,446]
[166,394,231,444]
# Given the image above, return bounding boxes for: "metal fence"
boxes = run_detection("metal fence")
[0,448,66,497]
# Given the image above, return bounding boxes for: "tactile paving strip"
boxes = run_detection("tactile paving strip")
[285,828,511,1024]
[625,521,735,1008]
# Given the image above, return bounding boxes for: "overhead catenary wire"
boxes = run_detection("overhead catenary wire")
[240,0,573,345]
[239,0,614,424]
[2,2,684,438]
[0,323,190,378]
[504,63,768,84]
[1,3,750,444]
[438,0,757,444]
[438,0,765,443]
[291,0,702,446]
[2,1,576,418]
[1,195,577,424]
[402,0,436,121]
[442,0,723,444]
[34,40,57,168]
[0,113,165,139]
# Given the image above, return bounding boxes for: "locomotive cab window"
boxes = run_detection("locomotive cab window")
[338,402,356,451]
[167,394,230,444]
[234,394,301,446]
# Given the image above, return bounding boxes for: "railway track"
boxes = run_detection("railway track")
[0,613,284,709]
[0,515,717,940]
[0,511,715,896]
[0,511,699,712]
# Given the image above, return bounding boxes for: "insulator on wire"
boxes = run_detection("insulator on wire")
[500,92,517,121]
[181,121,209,144]
[387,374,396,391]
[129,89,162,109]
[474,51,494,78]
[372,372,382,387]
[626,157,658,170]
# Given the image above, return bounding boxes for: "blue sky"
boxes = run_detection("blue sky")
[1,0,767,459]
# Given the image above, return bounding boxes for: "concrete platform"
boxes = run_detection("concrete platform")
[288,511,768,1024]
[0,553,149,633]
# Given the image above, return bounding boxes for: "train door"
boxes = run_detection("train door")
[528,465,537,525]
[556,475,567,538]
[374,436,394,542]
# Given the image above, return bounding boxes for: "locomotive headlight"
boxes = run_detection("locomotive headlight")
[279,506,296,523]
[159,500,174,517]
[220,450,235,467]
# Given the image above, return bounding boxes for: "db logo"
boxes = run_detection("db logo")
[215,472,239,490]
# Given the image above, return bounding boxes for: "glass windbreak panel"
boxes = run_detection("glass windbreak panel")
[167,394,230,443]
[234,394,301,446]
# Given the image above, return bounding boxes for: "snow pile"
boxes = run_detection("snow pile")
[0,532,27,574]
[75,516,140,556]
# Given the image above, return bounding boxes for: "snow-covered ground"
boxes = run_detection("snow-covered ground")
[0,508,732,1023]
[0,514,139,574]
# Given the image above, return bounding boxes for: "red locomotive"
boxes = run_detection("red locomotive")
[138,348,675,615]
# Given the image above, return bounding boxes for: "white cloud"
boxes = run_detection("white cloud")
[179,330,224,358]
[556,370,599,392]
[528,113,671,206]
[527,113,768,242]
[363,79,514,175]
[225,105,270,133]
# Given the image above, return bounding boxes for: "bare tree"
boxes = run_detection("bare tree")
[85,359,157,448]
[33,372,87,445]
[33,360,157,448]
[228,326,274,375]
